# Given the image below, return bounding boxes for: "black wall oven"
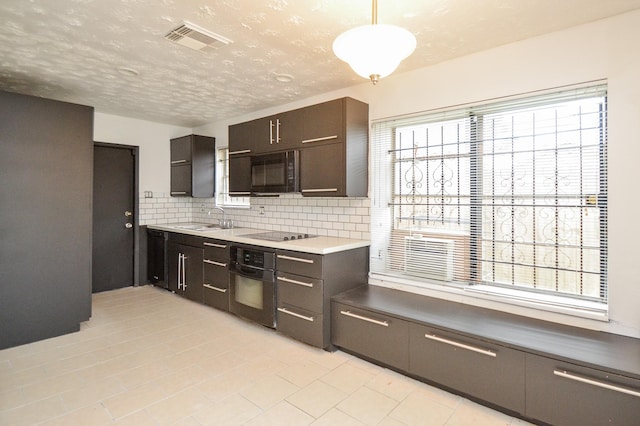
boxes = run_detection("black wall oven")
[250,150,299,193]
[228,245,276,328]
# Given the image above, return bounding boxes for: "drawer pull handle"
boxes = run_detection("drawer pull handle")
[301,135,338,144]
[277,254,314,264]
[229,149,251,155]
[424,334,496,357]
[553,370,640,397]
[204,242,226,248]
[301,188,338,193]
[204,259,227,267]
[170,191,188,195]
[170,159,188,164]
[278,276,313,288]
[278,307,314,322]
[203,284,227,293]
[340,310,389,327]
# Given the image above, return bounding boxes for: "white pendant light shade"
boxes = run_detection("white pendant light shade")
[333,24,416,83]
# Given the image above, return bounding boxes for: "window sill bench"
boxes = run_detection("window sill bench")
[331,285,640,426]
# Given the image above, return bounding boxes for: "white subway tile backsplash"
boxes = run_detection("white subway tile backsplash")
[138,192,370,240]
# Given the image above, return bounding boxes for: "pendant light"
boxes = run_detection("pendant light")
[333,0,416,84]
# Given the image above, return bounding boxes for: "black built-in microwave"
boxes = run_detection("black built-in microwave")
[250,150,299,193]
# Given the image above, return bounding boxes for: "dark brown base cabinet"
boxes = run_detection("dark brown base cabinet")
[525,354,640,425]
[202,239,230,311]
[332,303,409,371]
[331,286,640,426]
[276,247,368,349]
[167,234,203,303]
[409,323,525,413]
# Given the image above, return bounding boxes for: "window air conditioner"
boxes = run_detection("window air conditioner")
[404,236,454,282]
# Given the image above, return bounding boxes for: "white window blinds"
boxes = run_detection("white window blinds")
[370,84,608,305]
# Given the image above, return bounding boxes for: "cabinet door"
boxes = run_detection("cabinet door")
[182,244,203,303]
[277,303,324,348]
[167,241,203,302]
[277,271,323,313]
[170,164,192,196]
[300,142,345,196]
[203,261,228,310]
[228,154,252,196]
[332,302,409,371]
[276,250,323,278]
[167,242,180,293]
[274,109,304,149]
[229,120,260,154]
[171,135,192,164]
[525,354,640,426]
[191,135,215,198]
[301,99,343,146]
[409,323,525,414]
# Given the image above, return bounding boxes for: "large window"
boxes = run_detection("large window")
[370,84,608,309]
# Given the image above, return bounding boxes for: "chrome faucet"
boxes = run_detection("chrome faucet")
[215,206,232,228]
[214,206,225,221]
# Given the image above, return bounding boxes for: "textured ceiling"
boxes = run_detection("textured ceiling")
[1,0,640,128]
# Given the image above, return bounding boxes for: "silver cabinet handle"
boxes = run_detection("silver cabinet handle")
[277,254,314,264]
[278,307,314,322]
[171,159,188,164]
[424,334,496,358]
[278,276,313,288]
[269,119,274,145]
[340,310,389,327]
[204,259,227,267]
[171,191,188,195]
[276,118,281,144]
[203,242,227,249]
[176,253,182,290]
[203,284,227,293]
[229,149,251,155]
[553,370,640,398]
[181,253,187,290]
[301,135,338,144]
[125,223,133,229]
[301,188,339,193]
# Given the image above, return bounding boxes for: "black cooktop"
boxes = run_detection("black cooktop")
[244,231,317,242]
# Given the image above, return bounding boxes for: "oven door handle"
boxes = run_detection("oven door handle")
[230,262,271,278]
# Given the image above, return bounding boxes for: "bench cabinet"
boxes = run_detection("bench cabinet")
[331,285,640,425]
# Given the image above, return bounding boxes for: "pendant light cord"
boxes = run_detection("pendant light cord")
[372,0,378,25]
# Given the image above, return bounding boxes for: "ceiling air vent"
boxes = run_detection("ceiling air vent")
[165,21,232,52]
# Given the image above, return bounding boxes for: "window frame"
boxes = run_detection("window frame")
[215,147,250,209]
[370,83,608,315]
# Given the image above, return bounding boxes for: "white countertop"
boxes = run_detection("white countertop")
[147,223,370,255]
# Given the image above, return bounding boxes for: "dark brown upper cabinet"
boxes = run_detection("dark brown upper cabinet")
[228,110,303,155]
[228,97,369,197]
[298,98,368,197]
[170,134,215,197]
[228,153,252,196]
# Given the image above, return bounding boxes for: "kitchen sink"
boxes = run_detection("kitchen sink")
[169,223,239,231]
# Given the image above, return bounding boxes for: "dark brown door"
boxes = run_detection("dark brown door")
[92,144,135,293]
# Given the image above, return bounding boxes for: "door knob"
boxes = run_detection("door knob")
[125,223,133,229]
[124,211,132,216]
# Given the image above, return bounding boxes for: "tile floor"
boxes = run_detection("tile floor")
[0,286,534,425]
